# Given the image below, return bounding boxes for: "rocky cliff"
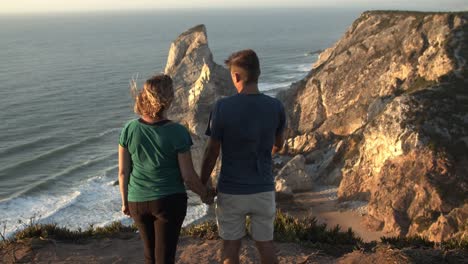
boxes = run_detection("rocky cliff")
[278,11,468,241]
[164,25,235,172]
[164,24,235,137]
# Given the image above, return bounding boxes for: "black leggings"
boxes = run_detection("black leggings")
[129,193,188,264]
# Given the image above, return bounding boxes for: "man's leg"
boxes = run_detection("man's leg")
[250,191,277,264]
[255,240,278,264]
[216,193,247,264]
[222,239,242,264]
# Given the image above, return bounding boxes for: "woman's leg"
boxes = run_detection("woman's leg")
[150,193,187,264]
[129,201,156,264]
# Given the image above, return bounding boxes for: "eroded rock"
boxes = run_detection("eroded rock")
[275,155,313,197]
[278,11,468,241]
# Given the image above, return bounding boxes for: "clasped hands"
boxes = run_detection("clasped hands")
[201,186,217,205]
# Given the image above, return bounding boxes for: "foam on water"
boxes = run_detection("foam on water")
[259,81,293,91]
[0,190,81,237]
[278,62,314,72]
[1,171,208,238]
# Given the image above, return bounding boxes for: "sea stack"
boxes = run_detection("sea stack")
[278,11,468,241]
[164,25,235,172]
[164,24,235,137]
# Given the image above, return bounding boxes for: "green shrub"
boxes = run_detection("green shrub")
[274,210,362,245]
[381,235,468,251]
[181,221,218,240]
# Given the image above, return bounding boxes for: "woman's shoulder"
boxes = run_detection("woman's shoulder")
[123,119,139,128]
[120,119,141,133]
[166,121,190,133]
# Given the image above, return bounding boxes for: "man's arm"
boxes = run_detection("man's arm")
[200,137,221,185]
[271,132,285,155]
[272,101,286,155]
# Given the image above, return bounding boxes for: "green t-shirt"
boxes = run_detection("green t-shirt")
[119,119,192,202]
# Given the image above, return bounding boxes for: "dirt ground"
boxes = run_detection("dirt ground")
[2,235,465,264]
[1,188,466,263]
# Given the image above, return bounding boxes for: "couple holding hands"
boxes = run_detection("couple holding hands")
[118,49,286,264]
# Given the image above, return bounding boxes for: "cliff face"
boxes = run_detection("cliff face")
[164,24,235,137]
[280,12,467,138]
[279,11,468,241]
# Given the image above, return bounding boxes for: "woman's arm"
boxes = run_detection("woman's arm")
[178,151,214,204]
[119,145,131,215]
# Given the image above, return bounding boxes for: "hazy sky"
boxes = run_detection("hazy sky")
[1,0,467,14]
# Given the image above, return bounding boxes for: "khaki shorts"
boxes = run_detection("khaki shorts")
[215,191,276,241]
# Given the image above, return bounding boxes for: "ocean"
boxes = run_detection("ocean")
[0,8,361,236]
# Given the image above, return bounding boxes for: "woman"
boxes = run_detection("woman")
[118,74,212,264]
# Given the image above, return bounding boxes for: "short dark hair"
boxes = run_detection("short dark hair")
[225,49,261,84]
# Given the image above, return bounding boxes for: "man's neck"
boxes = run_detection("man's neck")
[238,83,260,94]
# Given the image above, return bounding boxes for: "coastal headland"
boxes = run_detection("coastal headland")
[1,10,467,263]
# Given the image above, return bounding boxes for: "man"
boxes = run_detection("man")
[201,49,286,264]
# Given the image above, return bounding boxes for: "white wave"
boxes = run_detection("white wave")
[0,171,208,238]
[1,152,117,203]
[276,72,308,80]
[0,190,81,238]
[103,165,118,178]
[184,203,209,227]
[98,127,121,137]
[277,63,312,72]
[259,82,292,91]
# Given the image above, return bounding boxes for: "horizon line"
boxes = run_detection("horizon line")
[1,6,466,16]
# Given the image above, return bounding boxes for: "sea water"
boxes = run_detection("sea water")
[0,8,360,236]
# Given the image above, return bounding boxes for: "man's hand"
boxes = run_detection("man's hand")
[272,131,285,155]
[201,187,217,205]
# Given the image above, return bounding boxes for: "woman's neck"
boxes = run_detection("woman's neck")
[141,115,166,124]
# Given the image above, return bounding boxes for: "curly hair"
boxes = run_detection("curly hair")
[131,74,174,119]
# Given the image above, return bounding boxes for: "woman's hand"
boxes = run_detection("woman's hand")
[201,187,217,205]
[178,151,215,203]
[119,145,131,217]
[121,204,130,216]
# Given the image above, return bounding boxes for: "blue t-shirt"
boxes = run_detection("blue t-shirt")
[205,93,286,194]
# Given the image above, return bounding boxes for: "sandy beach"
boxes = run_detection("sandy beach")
[278,186,386,242]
